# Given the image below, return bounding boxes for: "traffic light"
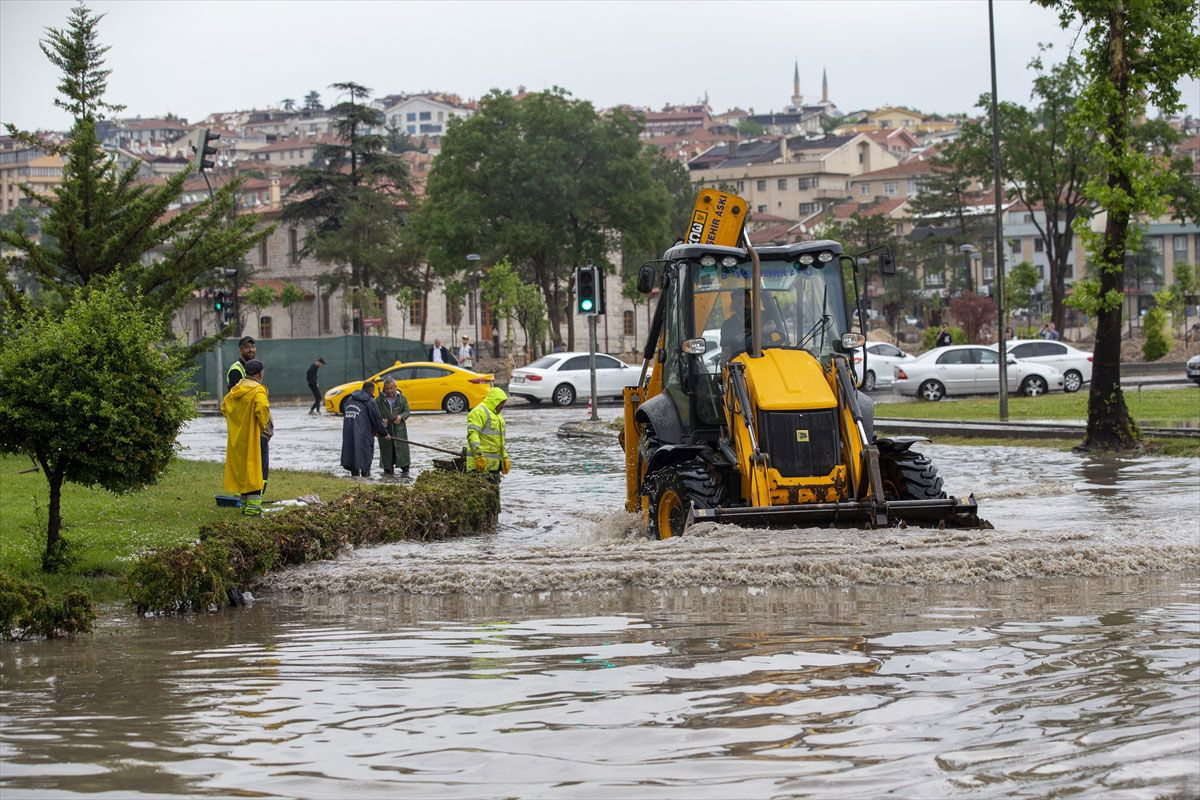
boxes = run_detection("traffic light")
[576,264,598,315]
[212,290,227,313]
[195,128,220,173]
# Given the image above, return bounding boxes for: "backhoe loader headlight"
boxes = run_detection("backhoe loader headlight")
[817,252,835,263]
[798,254,815,265]
[682,338,708,355]
[841,333,866,349]
[720,256,739,267]
[699,254,717,266]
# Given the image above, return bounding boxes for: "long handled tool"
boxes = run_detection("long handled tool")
[386,437,463,457]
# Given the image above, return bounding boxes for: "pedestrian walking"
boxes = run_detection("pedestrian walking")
[340,382,388,478]
[306,357,326,415]
[935,323,953,348]
[220,359,272,515]
[456,335,475,369]
[466,386,510,482]
[376,378,411,475]
[227,336,256,390]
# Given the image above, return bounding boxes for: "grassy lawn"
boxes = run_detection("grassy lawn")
[0,455,355,603]
[876,388,1199,426]
[922,435,1199,458]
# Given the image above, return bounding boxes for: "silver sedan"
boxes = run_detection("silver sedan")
[893,345,1065,401]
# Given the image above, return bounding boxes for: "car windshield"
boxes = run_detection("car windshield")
[527,356,560,369]
[688,256,851,375]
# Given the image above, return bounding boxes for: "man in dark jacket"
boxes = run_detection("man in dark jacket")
[428,339,458,365]
[340,382,388,477]
[935,324,953,348]
[376,378,411,475]
[306,357,325,415]
[227,336,256,390]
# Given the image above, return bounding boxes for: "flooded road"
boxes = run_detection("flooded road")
[3,406,1197,797]
[2,576,1197,798]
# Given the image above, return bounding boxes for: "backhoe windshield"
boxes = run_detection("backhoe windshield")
[690,257,852,376]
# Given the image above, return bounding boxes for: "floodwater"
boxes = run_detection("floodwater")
[3,405,1199,797]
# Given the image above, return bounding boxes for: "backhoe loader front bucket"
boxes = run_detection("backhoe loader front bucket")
[690,494,987,530]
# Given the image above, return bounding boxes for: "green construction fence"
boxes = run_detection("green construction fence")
[191,335,428,400]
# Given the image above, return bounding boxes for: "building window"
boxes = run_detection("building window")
[409,293,425,326]
[406,112,416,121]
[446,297,462,325]
[924,271,945,288]
[1024,213,1033,223]
[407,125,416,134]
[736,180,744,192]
[288,228,299,265]
[1034,239,1044,253]
[258,316,272,339]
[437,111,444,121]
[419,111,432,121]
[798,202,819,214]
[756,179,767,192]
[1172,233,1187,264]
[884,181,898,197]
[983,264,995,280]
[757,204,767,213]
[777,178,788,190]
[798,176,818,189]
[860,183,871,196]
[1010,239,1021,254]
[623,310,635,336]
[259,239,268,267]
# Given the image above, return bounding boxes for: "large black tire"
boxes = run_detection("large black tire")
[878,448,946,501]
[862,370,877,392]
[442,392,468,413]
[1063,370,1083,393]
[645,460,725,539]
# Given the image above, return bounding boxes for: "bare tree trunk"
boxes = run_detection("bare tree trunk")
[1082,7,1138,452]
[419,263,432,343]
[41,456,64,572]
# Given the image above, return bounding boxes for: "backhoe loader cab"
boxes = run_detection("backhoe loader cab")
[623,194,983,539]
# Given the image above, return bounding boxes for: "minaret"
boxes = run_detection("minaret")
[791,60,803,109]
[822,68,829,105]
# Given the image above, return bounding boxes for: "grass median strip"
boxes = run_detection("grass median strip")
[876,388,1198,426]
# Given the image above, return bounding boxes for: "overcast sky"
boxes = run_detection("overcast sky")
[2,0,1197,132]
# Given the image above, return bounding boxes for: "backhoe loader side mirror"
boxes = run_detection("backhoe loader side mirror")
[880,252,896,276]
[636,263,656,294]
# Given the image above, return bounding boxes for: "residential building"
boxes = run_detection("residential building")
[847,157,936,203]
[0,141,65,214]
[378,93,473,142]
[687,133,900,219]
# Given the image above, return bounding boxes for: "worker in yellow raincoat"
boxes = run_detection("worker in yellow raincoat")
[466,386,509,481]
[220,359,272,515]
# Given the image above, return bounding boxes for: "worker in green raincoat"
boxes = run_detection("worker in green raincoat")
[466,386,509,480]
[376,378,411,475]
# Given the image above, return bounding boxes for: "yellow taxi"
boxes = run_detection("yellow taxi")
[323,361,494,414]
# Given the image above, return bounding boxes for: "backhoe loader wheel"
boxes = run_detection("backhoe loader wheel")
[878,449,946,501]
[646,461,724,540]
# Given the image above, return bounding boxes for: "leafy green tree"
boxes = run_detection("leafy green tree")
[956,49,1091,332]
[481,257,522,356]
[303,90,323,111]
[414,88,671,350]
[737,119,765,137]
[1040,0,1200,450]
[1004,260,1040,328]
[0,5,268,327]
[513,281,549,360]
[820,211,921,335]
[282,81,416,374]
[442,278,468,341]
[242,284,278,337]
[0,278,195,570]
[1141,293,1171,360]
[909,140,991,294]
[278,282,306,337]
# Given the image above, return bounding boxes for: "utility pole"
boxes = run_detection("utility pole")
[989,0,1009,421]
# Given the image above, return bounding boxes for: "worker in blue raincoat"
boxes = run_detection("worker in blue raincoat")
[341,382,388,477]
[466,386,510,481]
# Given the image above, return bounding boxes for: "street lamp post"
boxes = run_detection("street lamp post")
[959,243,977,294]
[467,253,481,360]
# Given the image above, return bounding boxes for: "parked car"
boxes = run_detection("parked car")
[323,361,494,414]
[992,339,1093,393]
[1188,354,1200,385]
[509,352,640,406]
[893,345,1065,401]
[853,342,916,391]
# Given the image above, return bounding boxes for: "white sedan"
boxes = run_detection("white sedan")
[893,345,1065,401]
[992,339,1093,393]
[854,341,916,391]
[508,352,641,406]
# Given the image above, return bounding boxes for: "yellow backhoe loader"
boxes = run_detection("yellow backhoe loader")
[622,189,984,538]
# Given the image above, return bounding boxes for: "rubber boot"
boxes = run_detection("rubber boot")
[242,494,263,516]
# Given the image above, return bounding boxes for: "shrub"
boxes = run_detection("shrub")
[921,326,967,350]
[127,472,500,615]
[0,572,96,640]
[1142,306,1171,361]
